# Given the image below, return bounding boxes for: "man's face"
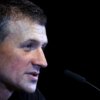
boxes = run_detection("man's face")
[0,19,48,93]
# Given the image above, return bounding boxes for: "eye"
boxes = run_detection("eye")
[26,43,33,48]
[26,43,33,49]
[24,43,34,51]
[20,42,37,52]
[20,40,47,52]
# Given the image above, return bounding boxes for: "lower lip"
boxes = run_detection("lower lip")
[26,74,38,81]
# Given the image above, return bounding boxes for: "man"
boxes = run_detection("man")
[0,0,48,100]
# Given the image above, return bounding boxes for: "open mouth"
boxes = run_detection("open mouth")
[25,72,39,77]
[31,72,39,76]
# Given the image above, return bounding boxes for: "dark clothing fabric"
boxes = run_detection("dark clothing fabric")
[8,89,46,100]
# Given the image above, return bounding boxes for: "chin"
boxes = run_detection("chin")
[23,83,37,93]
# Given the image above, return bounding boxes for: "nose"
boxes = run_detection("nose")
[31,48,48,68]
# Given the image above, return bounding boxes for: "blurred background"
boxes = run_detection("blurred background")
[30,0,100,99]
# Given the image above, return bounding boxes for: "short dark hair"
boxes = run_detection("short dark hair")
[0,0,47,42]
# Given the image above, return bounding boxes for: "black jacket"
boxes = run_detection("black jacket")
[8,89,46,100]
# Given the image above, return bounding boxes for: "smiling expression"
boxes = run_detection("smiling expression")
[0,19,48,93]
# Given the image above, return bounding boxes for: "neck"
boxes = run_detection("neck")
[0,83,13,100]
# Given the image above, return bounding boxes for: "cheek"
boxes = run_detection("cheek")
[0,49,31,79]
[10,56,28,74]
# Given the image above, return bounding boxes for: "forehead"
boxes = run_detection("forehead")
[6,19,48,44]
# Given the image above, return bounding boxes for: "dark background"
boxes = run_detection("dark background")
[31,0,100,99]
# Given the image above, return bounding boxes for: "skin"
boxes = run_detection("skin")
[0,19,48,100]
